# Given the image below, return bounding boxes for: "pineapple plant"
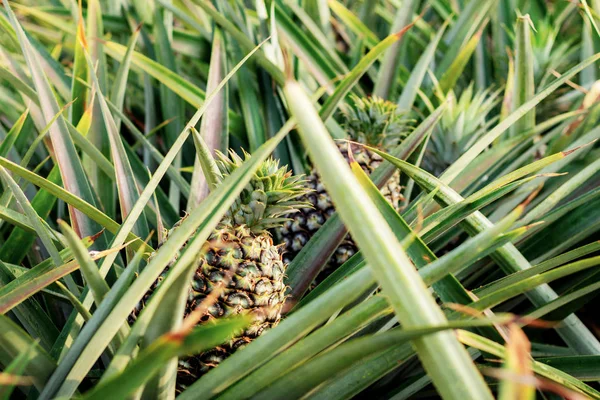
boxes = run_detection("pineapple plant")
[277,95,409,281]
[133,150,309,388]
[423,85,500,176]
[1,1,600,400]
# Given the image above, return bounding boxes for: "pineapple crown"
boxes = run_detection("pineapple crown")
[436,84,499,146]
[342,94,410,148]
[424,84,500,175]
[216,150,311,232]
[528,18,576,85]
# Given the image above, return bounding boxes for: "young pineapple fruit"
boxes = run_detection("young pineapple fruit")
[276,95,409,283]
[133,151,309,389]
[423,85,499,176]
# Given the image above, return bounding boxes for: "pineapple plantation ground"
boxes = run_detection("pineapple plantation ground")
[0,1,600,399]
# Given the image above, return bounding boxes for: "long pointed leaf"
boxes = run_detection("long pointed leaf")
[284,79,492,400]
[3,1,104,243]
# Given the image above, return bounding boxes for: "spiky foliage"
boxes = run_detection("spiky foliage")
[531,18,579,89]
[423,86,500,176]
[2,2,600,400]
[277,96,408,283]
[134,152,309,388]
[343,94,410,147]
[216,150,310,231]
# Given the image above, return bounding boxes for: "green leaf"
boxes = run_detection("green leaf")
[0,315,55,392]
[0,205,35,233]
[438,26,483,95]
[103,39,201,104]
[398,19,448,111]
[219,296,392,399]
[520,157,600,227]
[178,267,376,399]
[0,245,122,315]
[0,156,151,255]
[255,318,515,399]
[82,317,250,400]
[319,28,414,122]
[99,94,191,197]
[70,9,87,126]
[154,6,185,210]
[3,1,105,243]
[109,25,141,132]
[44,243,145,394]
[0,166,79,296]
[12,101,75,180]
[44,129,289,400]
[288,0,336,57]
[1,263,75,302]
[419,178,533,243]
[190,127,222,193]
[465,255,600,314]
[187,0,285,86]
[477,241,600,297]
[373,0,420,99]
[581,0,600,39]
[441,52,600,185]
[534,356,600,381]
[327,0,379,49]
[487,126,600,223]
[350,160,470,305]
[0,63,117,183]
[57,221,109,308]
[0,109,28,158]
[83,43,150,239]
[233,40,266,151]
[436,0,495,75]
[188,28,228,212]
[0,341,36,400]
[309,342,417,399]
[419,208,526,288]
[284,78,493,400]
[458,331,600,399]
[510,14,535,138]
[140,257,196,399]
[0,262,59,353]
[85,0,114,222]
[526,280,600,323]
[285,104,445,302]
[274,2,347,91]
[372,146,600,355]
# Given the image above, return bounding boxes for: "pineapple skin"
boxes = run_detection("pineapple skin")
[177,224,286,387]
[133,225,286,390]
[277,142,402,284]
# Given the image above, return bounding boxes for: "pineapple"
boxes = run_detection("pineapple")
[133,151,310,389]
[276,95,409,283]
[423,85,499,176]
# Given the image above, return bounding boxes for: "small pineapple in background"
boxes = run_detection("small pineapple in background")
[531,18,578,89]
[423,85,500,176]
[133,151,310,389]
[530,17,581,117]
[276,95,410,283]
